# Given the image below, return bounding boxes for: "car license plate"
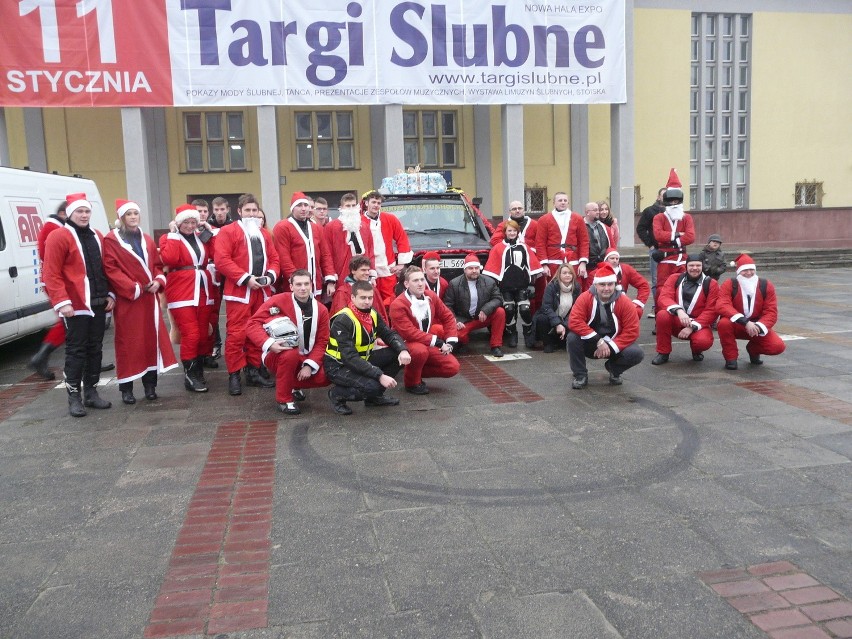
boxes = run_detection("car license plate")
[440,257,465,269]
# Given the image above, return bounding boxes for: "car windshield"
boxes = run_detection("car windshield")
[382,201,480,236]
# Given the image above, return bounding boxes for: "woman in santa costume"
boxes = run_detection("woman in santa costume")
[483,219,543,348]
[159,204,215,393]
[652,169,696,308]
[246,269,330,415]
[273,191,337,297]
[103,200,178,404]
[716,254,786,369]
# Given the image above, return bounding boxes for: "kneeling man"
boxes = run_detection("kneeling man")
[247,269,329,415]
[389,266,460,395]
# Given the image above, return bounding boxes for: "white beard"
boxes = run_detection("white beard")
[738,273,758,298]
[410,295,430,323]
[666,204,685,221]
[340,208,362,233]
[243,217,262,239]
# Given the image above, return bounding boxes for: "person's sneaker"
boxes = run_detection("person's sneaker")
[278,402,301,415]
[490,347,504,358]
[725,360,738,370]
[692,351,704,362]
[328,388,352,415]
[749,354,764,365]
[212,346,222,359]
[604,361,622,385]
[647,310,656,318]
[651,353,669,365]
[292,389,306,402]
[202,356,219,368]
[100,362,115,372]
[364,395,400,407]
[543,343,555,354]
[571,376,588,390]
[405,382,429,395]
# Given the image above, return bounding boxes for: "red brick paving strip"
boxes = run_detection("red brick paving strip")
[737,381,852,426]
[144,421,276,638]
[698,561,852,638]
[457,355,543,404]
[0,375,60,421]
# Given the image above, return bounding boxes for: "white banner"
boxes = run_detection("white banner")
[170,0,626,106]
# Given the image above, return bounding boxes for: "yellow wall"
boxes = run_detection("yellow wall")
[4,109,28,168]
[522,104,572,211]
[749,12,852,208]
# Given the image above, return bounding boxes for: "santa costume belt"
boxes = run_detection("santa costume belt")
[172,265,206,271]
[90,297,109,307]
[550,243,577,250]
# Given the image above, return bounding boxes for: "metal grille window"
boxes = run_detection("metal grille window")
[403,110,458,168]
[794,181,823,208]
[690,13,750,210]
[183,111,247,173]
[295,111,355,170]
[524,185,547,215]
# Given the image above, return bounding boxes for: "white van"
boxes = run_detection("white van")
[0,167,109,346]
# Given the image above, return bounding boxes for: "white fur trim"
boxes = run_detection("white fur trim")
[67,199,91,215]
[175,209,200,225]
[593,274,617,283]
[290,197,311,211]
[117,201,139,218]
[736,263,757,274]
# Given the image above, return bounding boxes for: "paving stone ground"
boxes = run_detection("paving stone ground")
[0,268,850,639]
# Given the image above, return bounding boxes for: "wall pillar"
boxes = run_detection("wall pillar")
[23,108,47,172]
[611,0,636,247]
[570,105,590,211]
[473,106,493,217]
[257,106,282,222]
[500,105,524,216]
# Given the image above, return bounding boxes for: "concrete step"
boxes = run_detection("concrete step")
[617,247,852,275]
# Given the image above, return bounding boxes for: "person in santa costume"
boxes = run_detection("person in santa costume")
[444,254,506,357]
[567,262,644,389]
[324,280,411,415]
[42,193,115,417]
[362,190,413,308]
[589,249,651,319]
[193,199,222,369]
[273,191,336,298]
[331,255,390,324]
[213,193,280,395]
[490,200,538,248]
[246,269,330,415]
[389,266,460,395]
[716,254,786,369]
[535,191,590,280]
[483,220,543,348]
[422,251,450,300]
[324,192,376,283]
[652,169,696,308]
[160,203,216,393]
[103,200,178,404]
[651,254,719,365]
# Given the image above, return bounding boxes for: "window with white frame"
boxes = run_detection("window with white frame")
[403,110,458,169]
[294,111,355,170]
[183,111,247,173]
[794,181,823,208]
[690,13,750,210]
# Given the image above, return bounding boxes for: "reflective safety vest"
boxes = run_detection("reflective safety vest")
[325,307,379,361]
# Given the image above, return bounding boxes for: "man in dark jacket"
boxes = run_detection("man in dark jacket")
[324,280,411,415]
[636,186,666,316]
[444,254,506,357]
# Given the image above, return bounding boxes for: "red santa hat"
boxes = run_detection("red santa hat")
[593,262,618,283]
[422,251,441,263]
[463,253,481,269]
[663,168,684,203]
[174,203,200,225]
[65,192,91,215]
[290,191,311,211]
[732,253,757,274]
[115,199,139,218]
[604,248,620,260]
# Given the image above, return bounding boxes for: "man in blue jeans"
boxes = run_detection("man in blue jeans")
[636,187,666,317]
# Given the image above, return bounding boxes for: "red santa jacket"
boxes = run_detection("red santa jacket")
[658,272,720,330]
[42,225,111,316]
[323,217,376,281]
[535,211,590,267]
[37,216,65,261]
[389,290,458,347]
[717,276,779,336]
[589,263,651,316]
[363,211,413,277]
[159,231,213,309]
[482,241,543,282]
[653,211,696,267]
[102,230,177,381]
[568,289,640,354]
[426,275,450,300]
[490,217,538,250]
[246,293,330,373]
[272,217,336,295]
[214,221,280,304]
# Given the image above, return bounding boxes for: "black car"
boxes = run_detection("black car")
[380,189,494,282]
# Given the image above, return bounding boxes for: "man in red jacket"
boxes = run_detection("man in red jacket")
[422,251,450,300]
[536,192,590,279]
[389,266,460,395]
[716,254,786,370]
[362,190,413,307]
[567,262,644,389]
[247,270,330,415]
[589,249,651,319]
[214,193,280,395]
[652,169,696,308]
[651,254,719,365]
[324,192,376,283]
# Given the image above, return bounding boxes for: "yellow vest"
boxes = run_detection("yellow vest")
[325,307,379,361]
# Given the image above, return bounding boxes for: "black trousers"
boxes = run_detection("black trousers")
[566,331,644,377]
[63,306,107,390]
[325,348,402,400]
[119,370,157,392]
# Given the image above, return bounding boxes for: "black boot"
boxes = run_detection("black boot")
[228,371,242,396]
[506,327,518,348]
[30,343,57,380]
[67,385,87,417]
[195,357,208,386]
[183,360,208,392]
[143,383,158,400]
[119,382,136,405]
[523,326,536,349]
[202,355,219,368]
[83,387,112,409]
[245,366,275,388]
